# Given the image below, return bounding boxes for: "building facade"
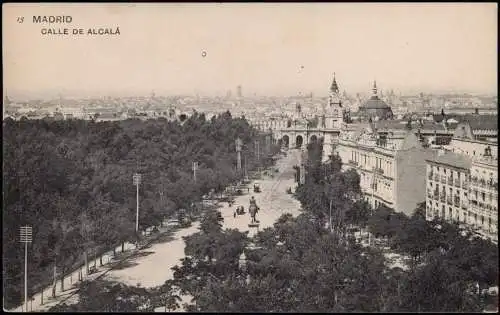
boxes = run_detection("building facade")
[425,150,498,243]
[335,124,435,216]
[469,156,498,242]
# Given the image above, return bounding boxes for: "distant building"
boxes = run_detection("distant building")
[356,81,394,121]
[237,85,242,98]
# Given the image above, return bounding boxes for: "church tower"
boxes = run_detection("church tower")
[325,73,344,129]
[323,73,345,163]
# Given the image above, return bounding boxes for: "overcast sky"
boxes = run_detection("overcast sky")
[3,3,497,98]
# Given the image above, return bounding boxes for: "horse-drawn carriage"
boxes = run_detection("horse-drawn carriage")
[253,183,261,193]
[235,205,245,215]
[177,209,192,228]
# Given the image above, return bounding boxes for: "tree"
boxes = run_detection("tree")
[48,279,154,312]
[153,280,181,312]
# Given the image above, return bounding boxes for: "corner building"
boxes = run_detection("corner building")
[335,123,435,216]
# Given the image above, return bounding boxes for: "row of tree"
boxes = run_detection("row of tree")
[3,111,278,309]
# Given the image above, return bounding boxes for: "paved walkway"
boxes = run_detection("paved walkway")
[8,220,179,312]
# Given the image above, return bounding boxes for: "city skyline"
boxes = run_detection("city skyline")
[3,3,498,99]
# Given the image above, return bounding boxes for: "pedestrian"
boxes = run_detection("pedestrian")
[233,211,236,218]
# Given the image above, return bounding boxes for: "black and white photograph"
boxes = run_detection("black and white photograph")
[2,3,498,312]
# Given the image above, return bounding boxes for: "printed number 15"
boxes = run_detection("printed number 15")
[17,17,24,23]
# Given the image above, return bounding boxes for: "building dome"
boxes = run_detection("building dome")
[356,80,393,120]
[362,95,390,109]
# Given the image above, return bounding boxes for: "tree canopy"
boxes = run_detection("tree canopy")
[3,112,278,309]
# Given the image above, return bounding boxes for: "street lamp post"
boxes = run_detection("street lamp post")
[133,173,142,236]
[329,199,333,233]
[20,226,32,313]
[235,138,242,172]
[254,140,260,162]
[192,162,198,183]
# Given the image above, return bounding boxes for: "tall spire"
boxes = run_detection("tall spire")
[330,72,339,93]
[372,80,378,95]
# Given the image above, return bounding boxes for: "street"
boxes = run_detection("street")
[105,149,302,288]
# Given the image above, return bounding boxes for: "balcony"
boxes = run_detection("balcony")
[446,197,453,205]
[428,172,433,180]
[433,191,439,200]
[478,179,487,188]
[462,182,469,190]
[434,174,439,181]
[488,180,498,190]
[373,167,384,175]
[453,198,460,208]
[348,160,358,166]
[461,202,468,210]
[440,195,446,203]
[440,176,446,184]
[447,177,453,186]
[454,179,460,188]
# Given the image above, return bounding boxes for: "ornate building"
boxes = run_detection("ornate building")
[322,73,349,129]
[335,123,435,216]
[357,81,394,121]
[322,73,349,159]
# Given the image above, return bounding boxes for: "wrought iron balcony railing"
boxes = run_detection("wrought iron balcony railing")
[348,160,358,166]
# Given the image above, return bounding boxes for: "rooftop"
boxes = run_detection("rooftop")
[433,113,497,131]
[426,151,472,170]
